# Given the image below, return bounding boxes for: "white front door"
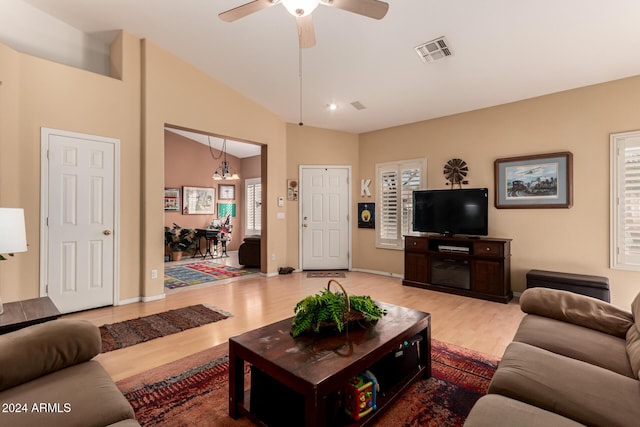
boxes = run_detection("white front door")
[300,166,350,270]
[41,128,119,313]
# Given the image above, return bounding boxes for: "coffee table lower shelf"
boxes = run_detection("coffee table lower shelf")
[238,364,427,426]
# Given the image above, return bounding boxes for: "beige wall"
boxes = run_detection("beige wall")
[357,75,640,308]
[141,39,286,296]
[285,124,359,268]
[0,32,285,305]
[0,32,142,303]
[0,44,23,300]
[3,28,640,310]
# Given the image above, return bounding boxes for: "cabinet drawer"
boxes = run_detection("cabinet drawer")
[405,237,428,251]
[473,242,503,257]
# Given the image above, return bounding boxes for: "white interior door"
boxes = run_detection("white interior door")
[41,128,119,313]
[300,166,350,270]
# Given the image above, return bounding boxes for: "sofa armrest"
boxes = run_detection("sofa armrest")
[520,287,633,338]
[0,319,101,391]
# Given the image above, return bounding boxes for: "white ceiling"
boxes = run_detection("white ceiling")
[18,0,640,134]
[165,128,261,158]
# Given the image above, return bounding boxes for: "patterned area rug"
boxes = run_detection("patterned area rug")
[164,261,257,289]
[100,304,231,353]
[117,339,499,426]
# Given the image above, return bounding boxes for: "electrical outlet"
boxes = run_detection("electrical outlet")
[151,269,158,279]
[271,253,276,261]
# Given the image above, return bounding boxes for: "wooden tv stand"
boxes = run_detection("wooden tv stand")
[403,235,512,303]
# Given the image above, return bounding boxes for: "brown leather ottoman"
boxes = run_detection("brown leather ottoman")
[238,236,261,268]
[526,269,610,302]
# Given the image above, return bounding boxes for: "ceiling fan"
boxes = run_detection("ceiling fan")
[219,0,389,48]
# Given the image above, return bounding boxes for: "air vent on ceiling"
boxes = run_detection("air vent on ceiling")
[415,37,453,63]
[350,101,367,111]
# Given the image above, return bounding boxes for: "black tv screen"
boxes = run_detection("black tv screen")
[412,188,489,236]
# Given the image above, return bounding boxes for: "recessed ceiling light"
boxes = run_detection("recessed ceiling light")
[327,103,338,111]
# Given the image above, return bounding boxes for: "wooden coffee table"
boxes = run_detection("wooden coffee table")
[229,302,431,426]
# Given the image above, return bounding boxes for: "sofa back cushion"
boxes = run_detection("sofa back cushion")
[626,292,640,379]
[0,319,101,391]
[520,287,633,338]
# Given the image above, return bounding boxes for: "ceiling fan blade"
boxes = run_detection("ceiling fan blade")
[296,15,316,48]
[219,0,278,23]
[321,0,389,20]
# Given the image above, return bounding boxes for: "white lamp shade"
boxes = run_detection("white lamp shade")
[0,208,28,254]
[281,0,320,17]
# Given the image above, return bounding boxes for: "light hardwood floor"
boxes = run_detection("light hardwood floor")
[64,261,525,382]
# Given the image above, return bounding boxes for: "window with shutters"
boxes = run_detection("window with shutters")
[376,159,426,249]
[611,130,640,270]
[245,178,262,235]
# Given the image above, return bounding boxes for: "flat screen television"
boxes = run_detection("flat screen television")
[412,188,489,236]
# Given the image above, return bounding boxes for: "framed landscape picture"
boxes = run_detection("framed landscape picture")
[494,152,573,209]
[182,186,215,214]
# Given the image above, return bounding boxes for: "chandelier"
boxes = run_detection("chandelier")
[209,137,239,180]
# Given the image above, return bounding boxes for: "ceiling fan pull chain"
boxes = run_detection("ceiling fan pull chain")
[298,46,304,126]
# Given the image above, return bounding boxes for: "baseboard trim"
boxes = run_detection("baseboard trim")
[142,293,166,303]
[116,297,141,306]
[116,293,165,305]
[350,268,404,279]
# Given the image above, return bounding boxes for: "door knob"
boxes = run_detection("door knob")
[303,224,308,228]
[103,230,112,236]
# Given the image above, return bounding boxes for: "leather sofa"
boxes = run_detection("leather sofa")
[238,235,261,268]
[0,319,140,427]
[465,287,640,427]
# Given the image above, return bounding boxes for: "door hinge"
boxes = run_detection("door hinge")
[45,285,48,294]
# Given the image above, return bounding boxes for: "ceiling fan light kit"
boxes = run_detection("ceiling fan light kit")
[219,0,389,48]
[282,0,320,16]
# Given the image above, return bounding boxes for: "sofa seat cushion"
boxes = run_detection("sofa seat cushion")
[514,314,633,377]
[464,394,585,427]
[0,360,137,427]
[489,342,640,427]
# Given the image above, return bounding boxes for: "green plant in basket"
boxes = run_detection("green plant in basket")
[291,280,386,337]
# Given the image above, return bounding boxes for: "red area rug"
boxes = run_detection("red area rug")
[117,339,499,426]
[100,305,231,353]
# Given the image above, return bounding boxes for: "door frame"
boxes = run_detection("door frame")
[298,165,352,271]
[39,127,121,305]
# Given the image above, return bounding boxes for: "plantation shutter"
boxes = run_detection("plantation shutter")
[401,168,422,237]
[380,168,399,242]
[376,159,426,249]
[612,131,640,269]
[245,178,261,235]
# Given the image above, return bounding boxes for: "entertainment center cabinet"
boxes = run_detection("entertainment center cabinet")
[403,235,512,303]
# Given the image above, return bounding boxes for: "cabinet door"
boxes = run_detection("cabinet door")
[472,260,504,295]
[405,252,428,283]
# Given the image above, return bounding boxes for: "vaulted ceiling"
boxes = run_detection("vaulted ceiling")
[19,0,640,134]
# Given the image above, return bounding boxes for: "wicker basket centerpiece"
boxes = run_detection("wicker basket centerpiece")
[291,279,387,337]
